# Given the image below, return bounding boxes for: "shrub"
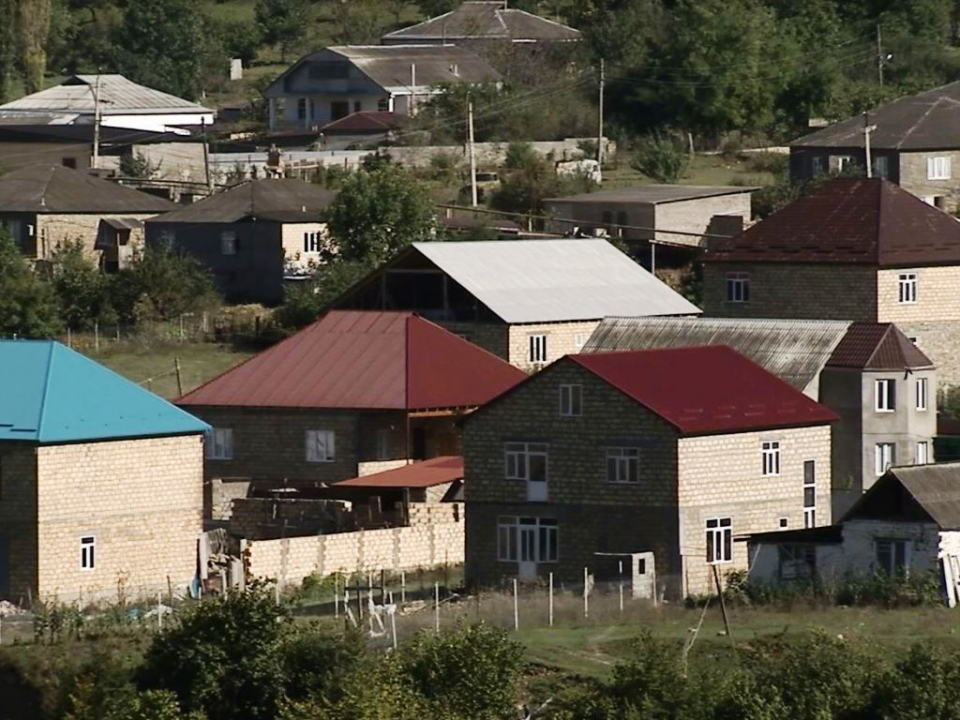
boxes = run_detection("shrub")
[630,132,690,183]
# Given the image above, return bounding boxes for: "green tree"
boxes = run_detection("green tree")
[18,0,51,93]
[630,131,690,183]
[48,239,115,330]
[119,151,162,179]
[275,259,371,330]
[254,0,307,63]
[325,165,437,265]
[0,229,62,338]
[0,0,19,101]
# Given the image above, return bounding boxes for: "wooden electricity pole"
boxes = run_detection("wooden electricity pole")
[92,74,102,169]
[467,95,478,207]
[597,58,605,171]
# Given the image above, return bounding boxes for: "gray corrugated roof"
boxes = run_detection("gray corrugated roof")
[791,81,960,150]
[890,463,960,530]
[149,179,335,224]
[410,239,701,324]
[333,45,499,89]
[583,316,851,391]
[0,164,176,214]
[0,75,212,116]
[545,185,755,205]
[382,1,580,43]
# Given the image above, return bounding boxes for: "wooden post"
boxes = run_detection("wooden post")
[583,567,589,619]
[401,571,406,604]
[513,578,519,631]
[712,564,732,638]
[174,357,183,397]
[157,592,163,631]
[94,322,100,352]
[434,582,440,633]
[334,575,339,619]
[390,599,398,650]
[618,560,624,613]
[548,572,554,627]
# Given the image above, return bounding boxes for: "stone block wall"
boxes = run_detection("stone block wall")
[677,425,832,596]
[842,519,941,573]
[877,266,960,325]
[207,477,252,520]
[898,151,960,209]
[38,213,156,260]
[229,497,350,540]
[408,501,460,525]
[893,321,960,390]
[0,445,38,602]
[507,320,601,372]
[35,434,204,602]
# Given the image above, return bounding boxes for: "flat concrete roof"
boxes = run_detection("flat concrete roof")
[545,185,757,205]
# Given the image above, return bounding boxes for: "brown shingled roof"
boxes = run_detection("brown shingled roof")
[705,178,960,267]
[827,323,933,370]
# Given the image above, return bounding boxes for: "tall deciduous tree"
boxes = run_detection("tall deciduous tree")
[0,230,62,338]
[0,0,19,101]
[254,0,307,63]
[18,0,51,93]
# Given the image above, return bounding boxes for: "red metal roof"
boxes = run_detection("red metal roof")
[177,311,525,410]
[827,323,934,370]
[570,345,838,435]
[333,456,463,489]
[706,178,960,267]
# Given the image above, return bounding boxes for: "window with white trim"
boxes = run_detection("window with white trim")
[529,334,547,364]
[559,384,582,417]
[835,155,856,172]
[762,440,780,477]
[916,441,930,465]
[927,156,951,180]
[497,516,558,562]
[221,231,237,255]
[916,377,928,412]
[706,518,732,564]
[803,460,816,529]
[876,538,909,575]
[504,442,548,482]
[875,379,896,412]
[306,430,335,463]
[898,273,917,303]
[726,272,750,303]
[606,448,640,483]
[80,536,96,571]
[206,428,234,460]
[875,442,895,475]
[303,232,323,253]
[573,332,587,350]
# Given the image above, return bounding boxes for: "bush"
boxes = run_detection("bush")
[745,151,789,176]
[0,229,62,338]
[630,131,690,183]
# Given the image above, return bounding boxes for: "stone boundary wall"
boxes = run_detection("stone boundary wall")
[243,521,464,587]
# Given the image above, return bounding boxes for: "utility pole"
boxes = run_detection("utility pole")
[92,73,102,169]
[877,23,884,89]
[202,117,213,193]
[467,95,478,207]
[597,58,605,175]
[863,113,877,178]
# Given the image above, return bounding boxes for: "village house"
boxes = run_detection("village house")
[746,462,960,607]
[543,185,754,269]
[790,81,960,210]
[463,345,837,598]
[176,310,525,518]
[333,239,700,372]
[584,317,937,517]
[0,164,175,264]
[263,45,499,131]
[703,177,960,387]
[0,340,208,604]
[144,178,335,304]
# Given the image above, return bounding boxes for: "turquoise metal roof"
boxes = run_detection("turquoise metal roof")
[0,340,210,443]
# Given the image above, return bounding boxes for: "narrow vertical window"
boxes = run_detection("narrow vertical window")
[206,428,234,460]
[706,518,732,564]
[559,384,582,417]
[875,379,896,412]
[762,441,780,477]
[306,430,336,462]
[916,441,929,465]
[875,442,895,475]
[803,460,816,529]
[529,334,547,364]
[221,231,237,255]
[726,272,750,303]
[898,273,917,304]
[80,536,96,571]
[916,377,928,412]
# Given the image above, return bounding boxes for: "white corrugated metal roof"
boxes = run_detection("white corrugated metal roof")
[0,75,212,116]
[411,239,701,324]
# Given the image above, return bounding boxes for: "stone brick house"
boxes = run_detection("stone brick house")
[463,345,836,598]
[177,310,525,517]
[0,164,174,265]
[0,340,208,603]
[145,179,335,304]
[334,239,700,372]
[790,81,960,210]
[703,177,960,387]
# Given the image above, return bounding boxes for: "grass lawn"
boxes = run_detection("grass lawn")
[602,153,778,191]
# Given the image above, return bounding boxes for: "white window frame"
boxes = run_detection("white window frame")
[916,441,930,465]
[762,440,780,477]
[803,460,816,529]
[916,377,928,412]
[875,442,895,476]
[898,272,917,304]
[606,447,640,484]
[80,535,96,571]
[875,538,910,575]
[706,518,732,564]
[726,272,750,303]
[306,430,335,463]
[875,379,896,412]
[221,231,237,255]
[498,516,558,563]
[927,156,952,180]
[504,442,548,482]
[529,334,547,364]
[573,332,587,350]
[835,155,856,172]
[559,384,582,417]
[206,428,234,460]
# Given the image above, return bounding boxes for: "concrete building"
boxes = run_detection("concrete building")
[177,310,525,516]
[333,239,701,372]
[0,164,175,263]
[746,462,960,607]
[703,177,960,388]
[0,340,208,603]
[145,179,336,304]
[463,345,836,598]
[584,317,937,517]
[543,185,754,268]
[263,45,499,131]
[790,81,960,210]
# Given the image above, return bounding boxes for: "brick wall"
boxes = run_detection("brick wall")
[408,501,460,525]
[891,321,960,389]
[877,266,960,324]
[677,425,832,595]
[0,445,38,602]
[655,193,751,246]
[702,262,878,321]
[37,213,157,260]
[280,221,328,271]
[506,321,601,372]
[243,521,464,586]
[898,151,960,209]
[207,477,252,520]
[34,435,203,602]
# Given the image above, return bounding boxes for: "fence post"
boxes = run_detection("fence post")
[334,575,339,619]
[94,322,100,352]
[434,582,440,633]
[548,572,554,627]
[401,570,406,604]
[157,592,163,631]
[513,578,519,631]
[583,567,589,619]
[179,314,184,343]
[619,560,624,613]
[174,357,183,397]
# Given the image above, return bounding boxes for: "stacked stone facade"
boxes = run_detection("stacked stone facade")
[507,320,601,372]
[37,213,156,260]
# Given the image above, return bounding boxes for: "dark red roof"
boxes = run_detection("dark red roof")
[320,111,399,134]
[827,323,934,370]
[570,345,837,435]
[707,178,960,267]
[177,311,525,410]
[333,456,463,489]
